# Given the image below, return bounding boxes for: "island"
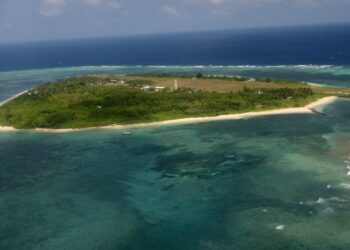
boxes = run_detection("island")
[0,74,349,131]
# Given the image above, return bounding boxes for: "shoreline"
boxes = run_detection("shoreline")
[0,95,338,133]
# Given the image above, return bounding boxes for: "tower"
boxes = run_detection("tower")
[174,79,178,91]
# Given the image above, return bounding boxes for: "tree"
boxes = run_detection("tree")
[196,73,203,79]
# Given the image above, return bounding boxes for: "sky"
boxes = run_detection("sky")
[0,0,350,43]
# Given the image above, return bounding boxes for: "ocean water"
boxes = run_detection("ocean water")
[1,23,350,71]
[1,99,350,249]
[1,23,350,100]
[2,24,350,249]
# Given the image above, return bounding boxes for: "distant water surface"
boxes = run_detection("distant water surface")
[1,24,350,71]
[1,24,350,100]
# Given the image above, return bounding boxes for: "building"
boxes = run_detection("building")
[141,86,165,92]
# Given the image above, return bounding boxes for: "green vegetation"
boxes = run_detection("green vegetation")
[0,76,317,129]
[130,73,307,85]
[205,75,249,81]
[129,73,194,78]
[256,78,307,85]
[196,73,204,79]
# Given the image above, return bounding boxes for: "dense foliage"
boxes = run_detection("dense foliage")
[0,77,315,129]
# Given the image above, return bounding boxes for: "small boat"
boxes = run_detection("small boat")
[310,108,326,116]
[122,131,132,135]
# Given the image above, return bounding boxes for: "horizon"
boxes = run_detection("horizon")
[1,0,350,43]
[0,21,349,45]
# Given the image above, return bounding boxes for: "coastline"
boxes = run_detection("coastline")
[0,90,28,132]
[0,95,338,133]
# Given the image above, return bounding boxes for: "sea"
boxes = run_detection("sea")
[1,24,350,249]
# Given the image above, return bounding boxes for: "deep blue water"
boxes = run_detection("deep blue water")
[1,23,350,71]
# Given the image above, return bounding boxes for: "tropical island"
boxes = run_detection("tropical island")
[0,74,349,130]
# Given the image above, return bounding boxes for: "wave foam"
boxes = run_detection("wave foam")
[275,225,285,230]
[1,64,347,75]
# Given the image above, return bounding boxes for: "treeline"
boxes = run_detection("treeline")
[129,73,194,78]
[129,73,247,80]
[129,73,306,85]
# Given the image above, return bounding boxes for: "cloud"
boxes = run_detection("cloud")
[161,5,180,17]
[293,0,350,7]
[80,0,103,6]
[107,0,121,9]
[39,0,122,17]
[210,0,224,5]
[0,22,13,29]
[211,8,229,16]
[80,0,120,9]
[182,0,225,5]
[190,0,350,7]
[39,0,66,16]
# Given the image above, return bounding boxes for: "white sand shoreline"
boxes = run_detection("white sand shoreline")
[0,95,338,133]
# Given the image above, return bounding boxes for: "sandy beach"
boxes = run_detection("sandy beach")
[0,91,28,132]
[0,95,338,133]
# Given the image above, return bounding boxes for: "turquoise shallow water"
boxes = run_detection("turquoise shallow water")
[1,99,350,249]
